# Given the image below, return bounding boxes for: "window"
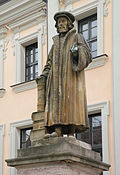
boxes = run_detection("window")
[25,43,38,82]
[76,113,102,158]
[78,14,97,58]
[13,29,44,93]
[20,127,32,149]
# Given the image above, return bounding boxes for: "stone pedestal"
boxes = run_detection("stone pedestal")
[6,137,110,175]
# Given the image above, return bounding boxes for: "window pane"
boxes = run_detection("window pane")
[26,76,29,82]
[92,116,101,127]
[76,113,102,159]
[92,116,102,145]
[25,42,38,81]
[26,56,29,65]
[26,130,31,140]
[76,129,90,144]
[91,41,97,52]
[35,52,38,61]
[35,73,38,78]
[30,50,33,54]
[26,68,29,76]
[20,128,32,149]
[35,47,38,53]
[82,30,88,40]
[30,54,33,63]
[35,64,38,73]
[30,74,33,80]
[92,51,97,58]
[91,19,97,28]
[78,14,97,58]
[30,66,33,74]
[90,27,97,38]
[82,23,88,31]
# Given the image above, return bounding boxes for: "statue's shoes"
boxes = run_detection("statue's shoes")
[44,133,51,139]
[50,132,58,137]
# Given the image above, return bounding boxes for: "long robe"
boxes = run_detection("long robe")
[42,28,92,133]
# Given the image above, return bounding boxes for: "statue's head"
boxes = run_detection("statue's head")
[54,12,75,34]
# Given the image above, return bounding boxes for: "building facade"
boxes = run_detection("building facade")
[0,0,117,175]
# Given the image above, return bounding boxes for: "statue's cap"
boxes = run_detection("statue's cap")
[54,11,75,23]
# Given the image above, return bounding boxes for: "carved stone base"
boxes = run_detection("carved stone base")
[6,137,110,175]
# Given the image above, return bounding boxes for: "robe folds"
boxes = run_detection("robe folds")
[42,28,92,133]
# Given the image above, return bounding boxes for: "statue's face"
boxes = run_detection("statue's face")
[57,17,68,34]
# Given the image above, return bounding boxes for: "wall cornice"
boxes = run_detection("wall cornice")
[59,0,78,6]
[71,0,98,19]
[59,0,110,17]
[9,9,46,32]
[0,0,46,27]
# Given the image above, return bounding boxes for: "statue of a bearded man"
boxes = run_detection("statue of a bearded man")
[37,12,92,137]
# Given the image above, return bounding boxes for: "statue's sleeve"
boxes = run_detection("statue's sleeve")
[70,34,92,72]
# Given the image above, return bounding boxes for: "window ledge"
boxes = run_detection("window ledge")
[85,54,108,70]
[10,80,37,93]
[0,89,5,98]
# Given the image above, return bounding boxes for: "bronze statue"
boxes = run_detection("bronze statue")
[37,12,92,137]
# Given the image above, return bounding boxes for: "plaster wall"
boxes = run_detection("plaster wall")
[73,0,93,9]
[20,25,38,38]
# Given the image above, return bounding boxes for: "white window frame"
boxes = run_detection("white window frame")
[9,119,32,175]
[0,29,7,97]
[0,40,4,91]
[64,0,110,69]
[0,124,5,175]
[88,101,110,175]
[12,23,45,93]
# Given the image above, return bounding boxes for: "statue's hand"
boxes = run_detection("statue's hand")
[70,42,78,65]
[36,75,46,85]
[70,50,78,58]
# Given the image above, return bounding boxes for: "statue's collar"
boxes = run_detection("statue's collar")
[52,28,76,41]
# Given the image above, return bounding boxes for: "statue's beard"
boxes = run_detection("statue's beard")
[57,25,68,33]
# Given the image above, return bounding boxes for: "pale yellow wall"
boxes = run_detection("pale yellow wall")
[73,0,93,8]
[20,25,38,38]
[43,35,47,68]
[103,2,114,175]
